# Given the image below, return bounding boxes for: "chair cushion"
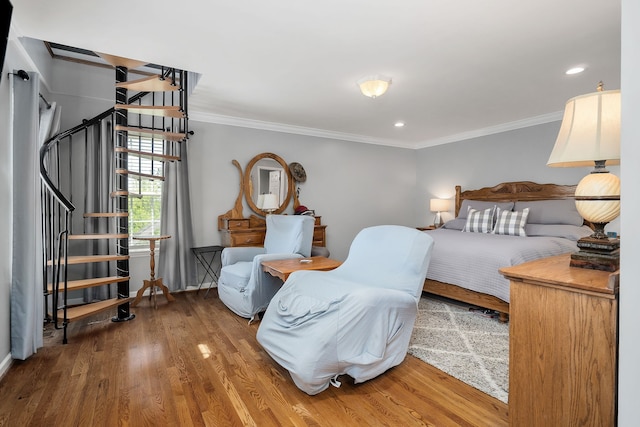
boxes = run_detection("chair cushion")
[219,261,252,291]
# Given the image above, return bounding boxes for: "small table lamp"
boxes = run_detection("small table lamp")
[430,198,450,227]
[258,193,279,214]
[547,82,620,271]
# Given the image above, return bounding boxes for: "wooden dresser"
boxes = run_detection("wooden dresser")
[219,215,326,248]
[500,253,619,427]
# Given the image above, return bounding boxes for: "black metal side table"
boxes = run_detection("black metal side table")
[191,245,224,298]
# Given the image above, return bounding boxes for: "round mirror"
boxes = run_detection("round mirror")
[244,153,294,215]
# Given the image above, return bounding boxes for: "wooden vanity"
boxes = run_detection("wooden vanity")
[219,215,326,247]
[218,152,327,248]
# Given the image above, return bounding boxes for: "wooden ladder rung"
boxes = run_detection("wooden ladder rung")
[115,147,180,162]
[47,254,129,266]
[68,233,129,240]
[110,190,142,199]
[115,125,186,142]
[54,298,131,323]
[97,53,148,69]
[84,212,129,218]
[47,276,130,293]
[115,75,180,92]
[115,105,185,118]
[116,169,165,181]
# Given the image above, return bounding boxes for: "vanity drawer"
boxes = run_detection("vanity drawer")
[222,229,265,247]
[313,225,326,247]
[224,218,251,230]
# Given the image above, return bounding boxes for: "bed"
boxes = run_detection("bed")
[422,181,593,322]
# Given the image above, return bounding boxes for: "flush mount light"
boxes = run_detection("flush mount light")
[394,121,405,127]
[357,75,392,98]
[566,67,585,75]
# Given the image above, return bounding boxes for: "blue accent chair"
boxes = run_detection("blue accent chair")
[218,214,315,321]
[256,225,434,395]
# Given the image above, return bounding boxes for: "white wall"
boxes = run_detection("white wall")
[618,0,638,424]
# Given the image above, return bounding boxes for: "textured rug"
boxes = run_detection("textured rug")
[408,295,509,403]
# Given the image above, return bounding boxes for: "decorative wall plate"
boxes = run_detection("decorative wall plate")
[289,162,307,183]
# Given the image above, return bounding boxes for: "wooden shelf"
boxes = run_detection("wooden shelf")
[47,276,130,293]
[115,75,179,92]
[115,104,185,118]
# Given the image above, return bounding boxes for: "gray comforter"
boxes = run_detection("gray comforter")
[424,226,592,302]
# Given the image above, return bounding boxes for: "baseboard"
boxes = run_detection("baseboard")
[0,352,13,380]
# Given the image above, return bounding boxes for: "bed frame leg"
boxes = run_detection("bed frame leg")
[498,312,509,323]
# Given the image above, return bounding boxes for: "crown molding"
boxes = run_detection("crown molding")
[189,109,563,150]
[188,110,416,149]
[415,111,563,149]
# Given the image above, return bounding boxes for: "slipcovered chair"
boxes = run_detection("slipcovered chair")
[256,225,434,395]
[218,214,315,322]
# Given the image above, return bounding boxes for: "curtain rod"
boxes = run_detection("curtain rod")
[39,93,52,109]
[8,70,52,109]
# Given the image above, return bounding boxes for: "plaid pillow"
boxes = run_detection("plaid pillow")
[493,207,530,236]
[463,207,494,233]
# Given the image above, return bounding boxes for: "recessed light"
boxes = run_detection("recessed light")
[394,121,405,128]
[566,67,585,75]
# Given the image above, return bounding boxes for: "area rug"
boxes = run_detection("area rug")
[408,296,509,403]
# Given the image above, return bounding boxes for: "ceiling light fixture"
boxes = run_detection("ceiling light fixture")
[566,67,585,75]
[394,121,405,127]
[357,75,392,98]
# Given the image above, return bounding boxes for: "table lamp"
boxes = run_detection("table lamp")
[430,198,450,227]
[547,82,620,271]
[259,193,279,214]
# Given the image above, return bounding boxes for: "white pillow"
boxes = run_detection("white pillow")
[493,207,529,236]
[463,207,494,233]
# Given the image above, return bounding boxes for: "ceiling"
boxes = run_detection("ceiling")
[10,0,621,149]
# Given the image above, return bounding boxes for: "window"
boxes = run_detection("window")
[127,137,164,249]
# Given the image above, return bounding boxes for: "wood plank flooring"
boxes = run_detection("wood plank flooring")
[0,291,508,426]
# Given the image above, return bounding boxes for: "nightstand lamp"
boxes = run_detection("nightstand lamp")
[430,198,450,227]
[258,193,279,214]
[547,82,620,271]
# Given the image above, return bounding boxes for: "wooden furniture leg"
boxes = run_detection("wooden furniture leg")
[131,235,175,308]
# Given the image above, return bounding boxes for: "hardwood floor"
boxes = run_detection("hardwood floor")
[0,291,508,426]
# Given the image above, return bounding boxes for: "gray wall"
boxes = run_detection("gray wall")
[415,122,621,233]
[188,121,417,261]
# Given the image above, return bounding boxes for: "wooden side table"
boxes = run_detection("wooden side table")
[500,253,619,426]
[261,256,342,282]
[132,235,175,308]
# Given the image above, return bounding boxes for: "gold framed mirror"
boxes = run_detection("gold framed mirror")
[243,152,294,215]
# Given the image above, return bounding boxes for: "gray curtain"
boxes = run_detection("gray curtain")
[83,119,115,301]
[158,141,196,290]
[10,71,57,359]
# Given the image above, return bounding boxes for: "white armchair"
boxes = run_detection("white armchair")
[217,214,315,321]
[256,225,434,395]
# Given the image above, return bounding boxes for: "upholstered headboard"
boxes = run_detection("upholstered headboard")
[454,181,577,217]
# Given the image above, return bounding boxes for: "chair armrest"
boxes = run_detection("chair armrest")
[221,246,266,266]
[253,253,305,264]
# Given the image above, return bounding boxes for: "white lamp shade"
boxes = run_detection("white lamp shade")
[430,198,450,212]
[547,89,621,167]
[357,75,391,98]
[256,194,265,209]
[261,193,279,211]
